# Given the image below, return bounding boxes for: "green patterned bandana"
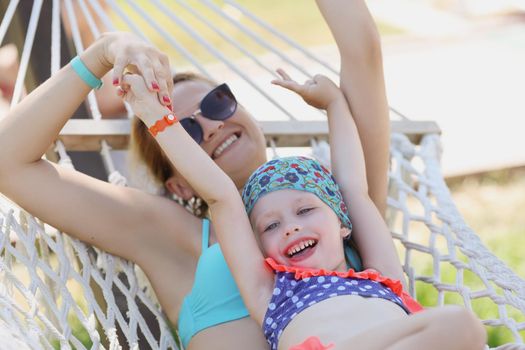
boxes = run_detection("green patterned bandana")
[242,156,352,230]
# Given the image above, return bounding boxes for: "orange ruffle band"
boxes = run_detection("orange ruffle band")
[289,336,334,350]
[265,258,423,314]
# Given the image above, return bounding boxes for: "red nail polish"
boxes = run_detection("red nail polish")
[163,95,171,104]
[152,82,160,90]
[113,78,119,86]
[167,104,173,111]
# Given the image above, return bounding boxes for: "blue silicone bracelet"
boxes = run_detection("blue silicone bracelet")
[70,56,103,90]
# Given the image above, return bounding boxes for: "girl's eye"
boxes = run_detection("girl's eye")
[298,207,314,215]
[264,222,279,232]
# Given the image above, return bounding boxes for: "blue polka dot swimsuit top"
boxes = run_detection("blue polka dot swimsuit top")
[262,258,423,350]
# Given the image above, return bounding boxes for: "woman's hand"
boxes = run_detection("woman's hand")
[271,69,344,110]
[99,32,173,107]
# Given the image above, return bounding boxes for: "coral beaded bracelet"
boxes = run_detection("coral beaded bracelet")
[148,113,178,137]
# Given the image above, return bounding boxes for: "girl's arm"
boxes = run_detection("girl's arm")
[0,32,201,268]
[326,96,406,288]
[272,71,406,287]
[120,74,274,324]
[316,0,390,216]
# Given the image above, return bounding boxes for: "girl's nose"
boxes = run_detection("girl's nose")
[285,225,301,237]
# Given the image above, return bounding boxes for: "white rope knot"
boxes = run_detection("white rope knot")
[57,157,75,170]
[54,141,75,170]
[108,171,128,187]
[391,133,416,159]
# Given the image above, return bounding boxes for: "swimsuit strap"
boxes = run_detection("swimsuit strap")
[201,218,210,252]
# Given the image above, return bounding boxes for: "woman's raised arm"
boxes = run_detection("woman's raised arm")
[0,33,198,266]
[315,1,405,285]
[316,0,390,216]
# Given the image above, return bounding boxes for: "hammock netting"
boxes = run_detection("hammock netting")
[0,1,524,349]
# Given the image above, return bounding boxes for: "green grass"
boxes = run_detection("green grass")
[449,168,525,279]
[414,261,524,347]
[444,169,525,346]
[388,167,525,347]
[52,320,93,350]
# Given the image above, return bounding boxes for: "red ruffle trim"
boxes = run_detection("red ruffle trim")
[289,336,334,350]
[266,258,423,313]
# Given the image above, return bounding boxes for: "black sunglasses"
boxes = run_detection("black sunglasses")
[179,83,237,144]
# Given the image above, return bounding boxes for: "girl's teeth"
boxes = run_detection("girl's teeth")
[288,240,316,257]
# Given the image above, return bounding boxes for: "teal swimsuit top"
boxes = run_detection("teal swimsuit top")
[178,219,250,348]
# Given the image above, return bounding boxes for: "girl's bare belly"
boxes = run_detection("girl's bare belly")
[187,316,268,350]
[279,295,407,350]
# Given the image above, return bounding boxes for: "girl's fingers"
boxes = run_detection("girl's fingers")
[276,68,292,81]
[121,73,147,94]
[116,86,125,97]
[112,58,139,86]
[271,79,293,90]
[271,79,304,95]
[119,82,130,93]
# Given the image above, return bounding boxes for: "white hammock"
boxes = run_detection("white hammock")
[1,1,524,349]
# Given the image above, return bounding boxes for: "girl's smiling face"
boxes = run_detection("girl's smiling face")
[250,189,348,271]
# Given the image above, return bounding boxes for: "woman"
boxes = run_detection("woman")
[0,1,394,349]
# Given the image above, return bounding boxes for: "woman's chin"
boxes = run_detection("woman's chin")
[217,139,265,183]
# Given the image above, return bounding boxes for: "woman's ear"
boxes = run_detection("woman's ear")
[165,174,195,200]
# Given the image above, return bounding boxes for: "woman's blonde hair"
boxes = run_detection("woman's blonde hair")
[129,72,217,218]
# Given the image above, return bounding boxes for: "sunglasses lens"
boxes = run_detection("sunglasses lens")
[200,84,237,121]
[180,118,203,144]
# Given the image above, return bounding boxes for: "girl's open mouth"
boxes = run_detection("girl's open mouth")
[287,239,318,260]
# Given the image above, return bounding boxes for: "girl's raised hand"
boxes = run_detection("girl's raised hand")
[271,68,343,110]
[118,73,167,123]
[100,32,173,108]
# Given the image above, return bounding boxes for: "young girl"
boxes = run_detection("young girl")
[120,66,487,349]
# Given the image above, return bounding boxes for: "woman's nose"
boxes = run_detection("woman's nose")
[197,115,225,142]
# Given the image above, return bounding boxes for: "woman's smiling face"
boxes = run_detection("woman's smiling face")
[170,79,267,189]
[250,189,347,271]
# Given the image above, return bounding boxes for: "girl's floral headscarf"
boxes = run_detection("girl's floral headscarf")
[241,156,352,231]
